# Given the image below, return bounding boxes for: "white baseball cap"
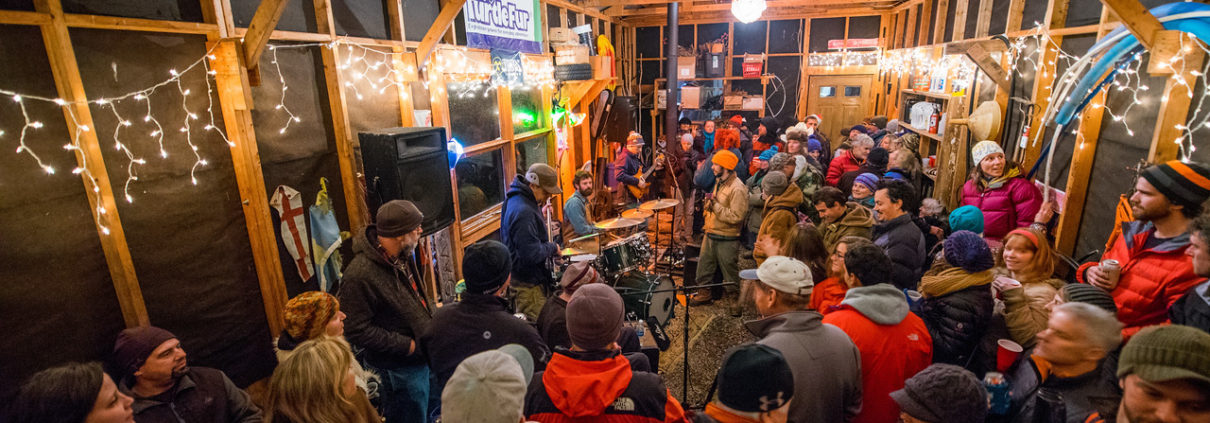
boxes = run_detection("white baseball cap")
[738,256,814,296]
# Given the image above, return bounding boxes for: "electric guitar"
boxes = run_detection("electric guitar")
[627,153,665,199]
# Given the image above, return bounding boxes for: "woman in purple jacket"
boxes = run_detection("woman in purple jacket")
[960,141,1043,242]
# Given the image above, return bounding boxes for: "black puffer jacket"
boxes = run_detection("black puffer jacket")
[913,273,993,369]
[420,294,550,394]
[338,226,434,368]
[872,214,926,290]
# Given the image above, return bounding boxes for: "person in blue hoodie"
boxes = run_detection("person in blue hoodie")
[502,163,562,321]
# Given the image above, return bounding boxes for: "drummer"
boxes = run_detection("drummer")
[563,170,599,252]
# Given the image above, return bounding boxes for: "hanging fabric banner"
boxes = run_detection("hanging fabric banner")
[270,185,315,282]
[463,0,543,54]
[310,178,344,292]
[491,49,526,86]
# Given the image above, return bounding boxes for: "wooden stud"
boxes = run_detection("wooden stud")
[952,0,968,41]
[1100,0,1164,51]
[932,0,949,44]
[417,0,469,68]
[1053,93,1107,255]
[964,44,1011,91]
[387,0,415,127]
[976,0,994,37]
[919,0,933,47]
[199,0,233,37]
[904,6,917,48]
[1148,48,1206,162]
[1022,0,1071,166]
[0,9,49,25]
[33,0,149,327]
[315,0,371,230]
[797,18,812,118]
[1006,0,1027,33]
[242,0,290,84]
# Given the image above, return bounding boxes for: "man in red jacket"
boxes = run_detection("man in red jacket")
[1078,160,1210,337]
[524,284,687,423]
[824,243,932,423]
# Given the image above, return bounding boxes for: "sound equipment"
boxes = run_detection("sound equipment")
[360,127,455,236]
[604,96,637,144]
[591,89,615,143]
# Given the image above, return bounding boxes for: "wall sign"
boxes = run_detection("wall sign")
[463,0,543,54]
[828,38,880,49]
[491,49,526,86]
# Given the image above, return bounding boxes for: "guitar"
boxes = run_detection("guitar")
[627,153,665,199]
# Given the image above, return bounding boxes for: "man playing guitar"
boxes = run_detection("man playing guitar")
[614,132,663,206]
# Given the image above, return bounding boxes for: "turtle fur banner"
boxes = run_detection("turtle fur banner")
[463,0,543,54]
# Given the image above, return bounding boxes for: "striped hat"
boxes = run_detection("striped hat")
[560,261,602,295]
[284,291,339,341]
[1141,160,1210,209]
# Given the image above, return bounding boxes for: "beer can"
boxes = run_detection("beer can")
[984,371,1011,415]
[1101,259,1121,282]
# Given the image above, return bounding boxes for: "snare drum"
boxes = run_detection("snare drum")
[599,233,652,275]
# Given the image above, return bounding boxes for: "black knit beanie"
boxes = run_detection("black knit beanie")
[462,240,512,295]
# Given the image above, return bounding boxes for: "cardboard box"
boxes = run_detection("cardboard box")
[677,56,696,79]
[591,56,612,80]
[742,96,764,110]
[681,86,701,109]
[710,42,725,54]
[555,45,590,66]
[723,95,743,110]
[549,27,575,44]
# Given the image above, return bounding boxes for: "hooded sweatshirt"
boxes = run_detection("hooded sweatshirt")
[754,182,804,264]
[747,311,862,423]
[824,284,934,423]
[502,175,559,288]
[525,349,686,423]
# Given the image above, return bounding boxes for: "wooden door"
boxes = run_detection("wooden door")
[807,75,873,148]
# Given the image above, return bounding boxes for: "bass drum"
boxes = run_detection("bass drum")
[612,271,676,327]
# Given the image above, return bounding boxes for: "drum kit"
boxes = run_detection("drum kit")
[557,197,681,327]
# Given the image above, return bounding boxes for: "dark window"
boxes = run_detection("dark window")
[456,150,505,219]
[448,82,502,146]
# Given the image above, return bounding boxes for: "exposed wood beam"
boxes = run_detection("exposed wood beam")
[315,0,370,230]
[964,43,1012,91]
[617,1,892,16]
[952,0,968,41]
[621,7,885,25]
[387,0,416,127]
[545,0,618,22]
[417,0,468,69]
[34,0,149,327]
[1022,0,1070,166]
[976,0,994,37]
[919,0,933,48]
[932,0,948,44]
[242,0,290,86]
[1006,0,1026,33]
[63,14,217,33]
[0,9,49,26]
[1148,48,1205,162]
[1099,0,1164,51]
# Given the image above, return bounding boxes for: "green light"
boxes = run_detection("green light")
[514,111,536,126]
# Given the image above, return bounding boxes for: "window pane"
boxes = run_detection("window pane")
[515,136,549,175]
[456,150,505,219]
[448,81,501,146]
[511,87,546,134]
[844,86,862,97]
[820,86,836,97]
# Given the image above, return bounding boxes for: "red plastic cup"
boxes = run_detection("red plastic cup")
[997,339,1024,372]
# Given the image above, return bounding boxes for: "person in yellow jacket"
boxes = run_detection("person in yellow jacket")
[692,149,749,306]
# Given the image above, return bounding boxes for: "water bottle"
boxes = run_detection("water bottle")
[985,372,1012,415]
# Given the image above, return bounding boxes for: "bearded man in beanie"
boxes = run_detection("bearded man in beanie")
[524,284,687,422]
[1078,161,1210,337]
[691,149,749,306]
[691,344,795,423]
[891,363,988,423]
[420,240,550,404]
[1116,325,1210,422]
[754,171,802,265]
[502,163,563,320]
[1172,210,1210,334]
[743,256,863,423]
[339,199,433,423]
[111,326,262,423]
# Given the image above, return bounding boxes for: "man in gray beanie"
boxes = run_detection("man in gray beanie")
[524,284,687,422]
[420,240,549,406]
[339,199,433,423]
[891,363,987,422]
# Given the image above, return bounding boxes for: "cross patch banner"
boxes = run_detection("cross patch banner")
[270,185,315,282]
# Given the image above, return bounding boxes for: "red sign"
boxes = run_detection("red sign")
[827,38,880,50]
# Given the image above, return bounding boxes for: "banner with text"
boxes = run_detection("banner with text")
[463,0,543,54]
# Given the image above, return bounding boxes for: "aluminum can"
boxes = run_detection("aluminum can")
[1101,259,1121,284]
[984,371,1011,415]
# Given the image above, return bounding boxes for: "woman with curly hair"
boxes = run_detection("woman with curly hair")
[265,337,381,423]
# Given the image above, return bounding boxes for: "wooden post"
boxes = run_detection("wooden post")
[797,18,812,118]
[34,0,149,327]
[387,0,415,127]
[1148,48,1206,162]
[315,0,370,230]
[206,39,289,334]
[417,0,469,68]
[904,5,917,48]
[1022,0,1071,166]
[932,0,949,44]
[919,0,933,48]
[1100,0,1164,51]
[976,0,994,37]
[1006,0,1027,33]
[241,0,290,85]
[952,0,968,41]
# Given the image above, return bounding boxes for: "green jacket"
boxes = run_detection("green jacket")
[820,202,875,250]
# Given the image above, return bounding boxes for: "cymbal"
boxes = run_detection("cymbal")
[639,198,681,210]
[622,209,654,219]
[594,217,644,230]
[560,247,588,256]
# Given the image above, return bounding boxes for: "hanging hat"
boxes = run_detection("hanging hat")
[1140,160,1210,209]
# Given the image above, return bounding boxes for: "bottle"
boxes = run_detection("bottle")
[1033,387,1067,423]
[928,106,940,134]
[985,372,1012,415]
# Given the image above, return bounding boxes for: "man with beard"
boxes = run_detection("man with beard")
[1078,161,1210,337]
[562,170,597,250]
[1115,325,1210,423]
[691,150,749,306]
[340,199,434,423]
[111,326,262,422]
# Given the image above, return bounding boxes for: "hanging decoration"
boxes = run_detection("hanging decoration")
[731,0,766,24]
[309,178,345,292]
[270,185,316,282]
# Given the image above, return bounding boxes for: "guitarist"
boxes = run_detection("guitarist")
[614,132,661,206]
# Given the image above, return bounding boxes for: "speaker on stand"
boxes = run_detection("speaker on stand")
[359,127,456,236]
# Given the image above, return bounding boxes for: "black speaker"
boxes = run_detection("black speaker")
[360,127,455,236]
[605,96,637,144]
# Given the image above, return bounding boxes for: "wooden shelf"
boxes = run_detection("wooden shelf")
[655,76,770,83]
[901,89,959,101]
[901,123,944,142]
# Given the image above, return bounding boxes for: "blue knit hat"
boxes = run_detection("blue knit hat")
[759,146,779,162]
[854,173,879,192]
[944,230,995,273]
[849,124,870,135]
[948,205,984,235]
[884,170,907,181]
[807,137,823,152]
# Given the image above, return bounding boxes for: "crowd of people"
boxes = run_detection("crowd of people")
[9,113,1210,423]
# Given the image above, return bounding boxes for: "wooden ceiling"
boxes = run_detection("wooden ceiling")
[576,0,905,25]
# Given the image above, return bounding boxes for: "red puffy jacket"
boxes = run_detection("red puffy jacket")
[1077,221,1207,338]
[823,284,933,423]
[525,350,687,423]
[960,176,1042,241]
[826,151,862,186]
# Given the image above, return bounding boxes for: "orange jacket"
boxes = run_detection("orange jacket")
[525,350,687,423]
[810,277,848,314]
[1077,221,1207,338]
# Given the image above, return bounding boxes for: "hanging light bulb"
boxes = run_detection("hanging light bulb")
[731,0,766,24]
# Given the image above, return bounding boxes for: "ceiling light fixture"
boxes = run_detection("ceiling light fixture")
[731,0,767,24]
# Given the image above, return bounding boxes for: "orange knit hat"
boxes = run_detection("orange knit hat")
[713,150,739,170]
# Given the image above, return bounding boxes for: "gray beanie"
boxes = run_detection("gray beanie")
[890,364,988,422]
[762,171,790,196]
[768,152,795,172]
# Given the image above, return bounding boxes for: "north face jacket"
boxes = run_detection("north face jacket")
[524,349,687,423]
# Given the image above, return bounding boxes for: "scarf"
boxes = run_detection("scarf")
[703,130,715,154]
[919,267,993,297]
[980,166,1021,190]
